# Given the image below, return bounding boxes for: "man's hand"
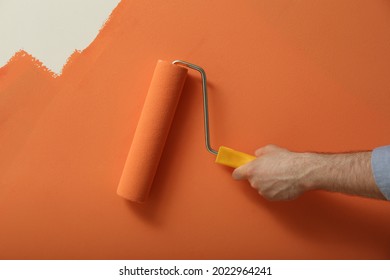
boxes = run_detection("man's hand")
[232,145,386,201]
[232,145,313,200]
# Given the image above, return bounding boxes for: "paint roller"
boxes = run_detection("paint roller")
[117,60,256,202]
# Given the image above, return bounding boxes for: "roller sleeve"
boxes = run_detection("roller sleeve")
[117,60,188,202]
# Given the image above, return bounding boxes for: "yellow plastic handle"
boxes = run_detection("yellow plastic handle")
[215,146,256,168]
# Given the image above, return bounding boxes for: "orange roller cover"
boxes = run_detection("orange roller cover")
[117,60,188,203]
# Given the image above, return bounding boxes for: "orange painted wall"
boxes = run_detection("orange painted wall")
[1,0,390,259]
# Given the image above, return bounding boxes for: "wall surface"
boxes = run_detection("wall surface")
[1,0,390,259]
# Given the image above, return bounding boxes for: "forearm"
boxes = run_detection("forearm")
[302,152,386,200]
[233,145,387,201]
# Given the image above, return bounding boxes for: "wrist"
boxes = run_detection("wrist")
[298,152,329,192]
[297,151,384,199]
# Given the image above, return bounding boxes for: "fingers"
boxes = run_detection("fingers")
[233,146,269,180]
[233,144,287,181]
[232,144,304,201]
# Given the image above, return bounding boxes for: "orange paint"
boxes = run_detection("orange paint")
[1,0,390,259]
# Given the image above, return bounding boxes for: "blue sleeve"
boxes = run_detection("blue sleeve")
[371,145,390,200]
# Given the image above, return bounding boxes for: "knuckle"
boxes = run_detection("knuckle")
[249,179,257,189]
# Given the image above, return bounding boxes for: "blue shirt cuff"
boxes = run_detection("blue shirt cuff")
[371,145,390,200]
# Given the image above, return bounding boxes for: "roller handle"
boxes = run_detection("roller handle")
[215,146,256,168]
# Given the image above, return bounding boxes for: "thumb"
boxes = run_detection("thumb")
[232,165,247,180]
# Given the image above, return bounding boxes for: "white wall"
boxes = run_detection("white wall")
[0,0,120,74]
